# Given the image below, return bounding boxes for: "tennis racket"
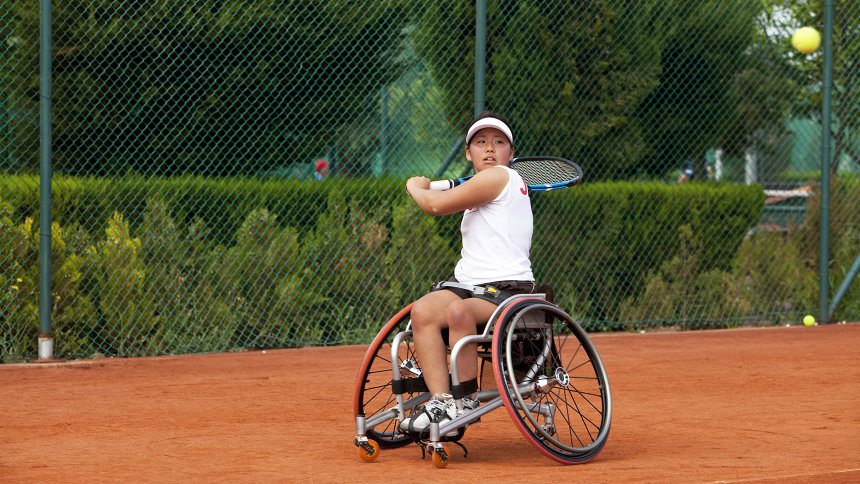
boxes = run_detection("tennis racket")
[429,156,583,192]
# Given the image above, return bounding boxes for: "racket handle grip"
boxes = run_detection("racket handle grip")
[429,180,454,191]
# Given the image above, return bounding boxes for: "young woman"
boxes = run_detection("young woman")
[401,111,535,433]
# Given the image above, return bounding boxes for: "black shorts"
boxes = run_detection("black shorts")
[433,277,536,305]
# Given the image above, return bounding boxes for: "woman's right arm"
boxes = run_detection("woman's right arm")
[406,167,508,216]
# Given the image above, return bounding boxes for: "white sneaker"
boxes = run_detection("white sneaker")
[400,394,481,436]
[400,396,455,434]
[442,394,481,437]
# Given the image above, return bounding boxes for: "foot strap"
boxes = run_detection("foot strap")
[450,378,478,400]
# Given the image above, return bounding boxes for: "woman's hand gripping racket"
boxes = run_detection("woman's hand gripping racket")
[429,156,583,192]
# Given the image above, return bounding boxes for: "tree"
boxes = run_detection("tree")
[491,1,675,180]
[1,1,38,173]
[415,0,772,180]
[42,0,409,176]
[635,2,765,179]
[416,0,676,179]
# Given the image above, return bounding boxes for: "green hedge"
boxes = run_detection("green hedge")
[2,175,772,361]
[0,174,409,240]
[794,176,860,321]
[531,181,765,326]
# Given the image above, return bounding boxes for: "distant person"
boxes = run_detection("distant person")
[314,160,329,180]
[678,159,708,183]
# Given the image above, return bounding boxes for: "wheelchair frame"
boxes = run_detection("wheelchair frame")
[353,293,611,468]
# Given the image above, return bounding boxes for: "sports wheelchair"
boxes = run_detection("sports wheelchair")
[352,289,612,468]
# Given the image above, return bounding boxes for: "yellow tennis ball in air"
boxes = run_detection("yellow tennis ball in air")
[803,315,815,326]
[792,27,821,54]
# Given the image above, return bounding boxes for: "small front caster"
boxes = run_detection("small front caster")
[355,437,380,462]
[427,443,449,468]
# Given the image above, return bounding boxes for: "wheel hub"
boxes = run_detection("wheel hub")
[554,367,570,387]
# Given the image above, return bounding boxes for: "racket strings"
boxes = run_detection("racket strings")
[512,159,580,186]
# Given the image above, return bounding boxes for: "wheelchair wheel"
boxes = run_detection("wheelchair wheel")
[491,298,611,464]
[353,303,422,449]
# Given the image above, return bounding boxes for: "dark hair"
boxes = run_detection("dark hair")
[466,110,515,148]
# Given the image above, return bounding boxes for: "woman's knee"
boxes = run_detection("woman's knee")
[446,300,478,333]
[410,295,447,331]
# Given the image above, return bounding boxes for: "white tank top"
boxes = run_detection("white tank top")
[454,166,534,284]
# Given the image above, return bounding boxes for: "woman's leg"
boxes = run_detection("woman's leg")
[410,290,461,396]
[445,298,496,388]
[411,291,497,396]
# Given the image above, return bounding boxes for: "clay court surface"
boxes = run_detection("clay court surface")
[2,323,858,483]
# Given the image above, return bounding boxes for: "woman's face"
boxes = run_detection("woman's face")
[465,127,513,172]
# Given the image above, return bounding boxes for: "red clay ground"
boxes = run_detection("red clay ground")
[2,323,858,483]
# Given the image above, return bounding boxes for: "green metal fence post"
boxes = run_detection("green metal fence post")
[474,0,486,117]
[818,1,834,325]
[38,0,54,359]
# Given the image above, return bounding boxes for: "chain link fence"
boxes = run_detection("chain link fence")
[2,0,858,362]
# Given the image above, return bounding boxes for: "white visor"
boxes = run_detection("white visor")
[465,117,513,145]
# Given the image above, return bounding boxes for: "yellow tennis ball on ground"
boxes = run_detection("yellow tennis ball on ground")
[803,315,815,326]
[792,27,821,54]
